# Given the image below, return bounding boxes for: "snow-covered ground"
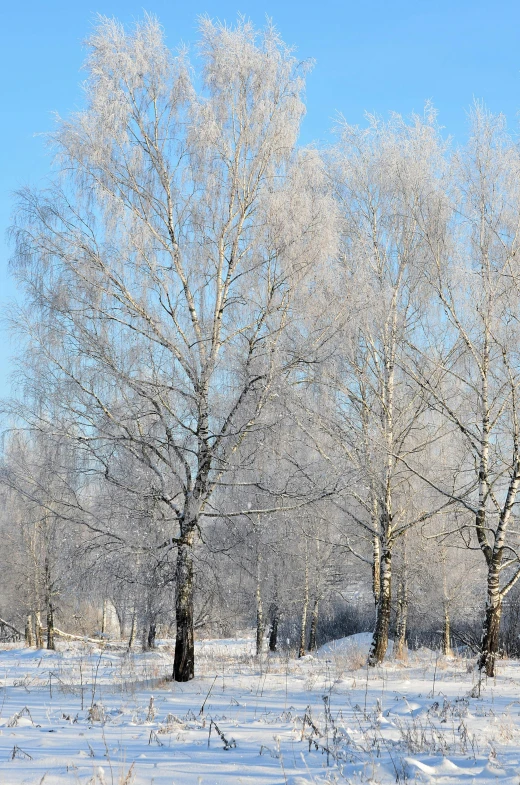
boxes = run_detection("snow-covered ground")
[0,635,517,783]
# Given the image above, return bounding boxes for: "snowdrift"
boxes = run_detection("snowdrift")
[317,631,394,658]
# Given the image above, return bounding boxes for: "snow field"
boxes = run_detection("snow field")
[0,636,517,784]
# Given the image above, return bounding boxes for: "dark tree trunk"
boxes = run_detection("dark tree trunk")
[368,546,392,666]
[44,558,55,650]
[128,609,137,650]
[173,538,195,682]
[268,573,279,653]
[46,603,55,650]
[268,604,279,652]
[147,622,157,650]
[308,596,319,652]
[479,561,502,677]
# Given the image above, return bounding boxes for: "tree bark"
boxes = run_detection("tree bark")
[147,622,157,650]
[101,599,108,635]
[113,603,125,639]
[298,545,309,658]
[372,533,381,608]
[128,609,137,650]
[394,574,408,659]
[255,541,265,656]
[46,602,55,650]
[368,309,396,667]
[268,604,279,652]
[394,536,408,660]
[44,557,55,650]
[368,545,392,665]
[173,536,195,681]
[255,577,264,657]
[268,574,279,653]
[479,560,502,677]
[308,596,319,652]
[441,547,452,656]
[442,602,452,656]
[25,614,34,647]
[34,610,44,649]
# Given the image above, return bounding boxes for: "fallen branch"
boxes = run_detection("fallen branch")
[0,618,23,638]
[54,628,110,645]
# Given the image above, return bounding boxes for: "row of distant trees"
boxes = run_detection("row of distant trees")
[2,15,520,680]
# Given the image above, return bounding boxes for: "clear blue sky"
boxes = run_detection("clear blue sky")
[1,0,520,397]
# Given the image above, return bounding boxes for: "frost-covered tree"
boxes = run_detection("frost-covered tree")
[8,16,334,680]
[315,110,448,665]
[409,106,520,676]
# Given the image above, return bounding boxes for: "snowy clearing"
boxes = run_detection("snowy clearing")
[0,636,517,784]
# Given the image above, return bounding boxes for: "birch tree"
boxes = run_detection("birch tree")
[319,111,446,664]
[409,106,520,676]
[9,16,334,680]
